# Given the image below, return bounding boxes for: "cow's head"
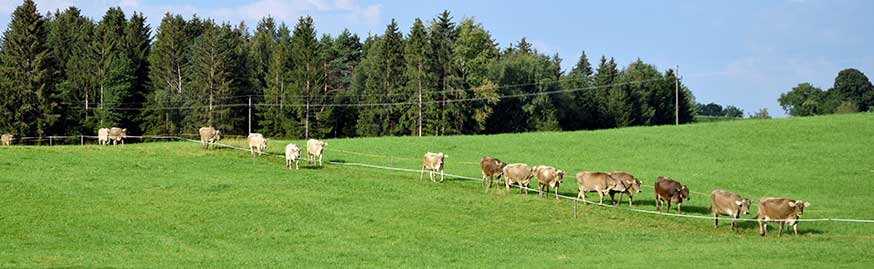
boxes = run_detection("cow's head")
[788,200,811,217]
[121,128,127,137]
[736,198,752,215]
[628,179,642,193]
[263,139,268,149]
[214,130,221,141]
[679,185,690,201]
[556,170,565,185]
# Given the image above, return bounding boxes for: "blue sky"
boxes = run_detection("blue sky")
[1,0,872,117]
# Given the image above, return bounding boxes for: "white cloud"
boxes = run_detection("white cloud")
[201,0,381,28]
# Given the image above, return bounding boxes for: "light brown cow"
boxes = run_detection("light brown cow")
[1,133,12,146]
[306,139,327,166]
[480,157,507,190]
[97,128,110,145]
[503,163,533,194]
[198,127,221,149]
[247,133,267,159]
[576,172,623,205]
[533,165,565,199]
[654,176,690,213]
[710,189,752,232]
[420,152,447,183]
[108,127,126,145]
[757,197,811,237]
[285,143,301,170]
[607,171,642,206]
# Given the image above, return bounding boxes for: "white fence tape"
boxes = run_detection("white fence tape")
[7,134,874,224]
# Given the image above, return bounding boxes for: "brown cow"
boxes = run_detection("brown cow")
[607,171,642,206]
[108,127,126,145]
[480,157,507,190]
[757,197,811,237]
[654,176,690,213]
[420,152,447,183]
[503,163,534,194]
[576,172,623,205]
[1,133,11,146]
[710,189,752,232]
[199,127,221,149]
[532,165,565,199]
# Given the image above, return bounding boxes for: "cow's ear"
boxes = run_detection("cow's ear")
[735,200,744,206]
[803,202,811,207]
[788,201,797,207]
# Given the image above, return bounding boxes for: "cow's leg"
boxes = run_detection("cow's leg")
[319,154,323,166]
[481,174,487,188]
[419,168,425,182]
[628,194,634,206]
[295,160,299,170]
[439,169,444,183]
[430,170,436,183]
[677,202,682,214]
[778,222,785,237]
[714,213,719,228]
[597,191,605,205]
[505,180,511,192]
[759,220,766,236]
[793,222,798,236]
[732,217,739,233]
[667,201,672,213]
[554,186,559,200]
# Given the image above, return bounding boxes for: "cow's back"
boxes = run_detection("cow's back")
[758,198,795,220]
[503,164,531,182]
[285,144,300,158]
[577,172,613,192]
[199,127,216,140]
[307,139,324,155]
[98,128,109,137]
[248,133,265,147]
[654,177,680,198]
[534,166,559,185]
[1,133,11,144]
[422,152,444,170]
[711,189,742,214]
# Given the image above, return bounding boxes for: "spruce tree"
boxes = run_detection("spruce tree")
[48,7,95,134]
[290,16,323,138]
[428,11,457,135]
[401,18,435,136]
[93,52,134,128]
[257,23,293,137]
[0,0,58,137]
[331,30,362,138]
[185,21,235,132]
[250,17,277,99]
[141,14,190,134]
[122,12,151,134]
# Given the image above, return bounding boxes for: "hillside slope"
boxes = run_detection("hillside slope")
[1,113,873,267]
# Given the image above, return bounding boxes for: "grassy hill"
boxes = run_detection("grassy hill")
[2,113,873,267]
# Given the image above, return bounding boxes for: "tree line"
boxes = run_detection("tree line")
[0,0,696,139]
[779,68,874,117]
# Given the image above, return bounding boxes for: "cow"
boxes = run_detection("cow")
[198,127,221,149]
[97,128,110,145]
[420,152,447,183]
[480,157,507,190]
[1,133,11,146]
[757,197,811,237]
[108,127,126,145]
[710,189,752,232]
[503,163,534,194]
[306,139,327,166]
[607,171,642,206]
[576,172,623,205]
[532,165,565,199]
[285,144,301,170]
[654,176,690,213]
[247,133,267,159]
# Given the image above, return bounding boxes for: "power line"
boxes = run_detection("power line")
[88,77,665,111]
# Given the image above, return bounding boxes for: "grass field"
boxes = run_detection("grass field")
[2,113,874,267]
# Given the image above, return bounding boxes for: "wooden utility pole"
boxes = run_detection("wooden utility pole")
[247,96,252,134]
[417,64,423,137]
[675,65,680,125]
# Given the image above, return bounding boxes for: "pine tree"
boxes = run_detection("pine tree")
[141,14,190,134]
[257,23,293,137]
[401,18,435,136]
[184,21,235,132]
[290,16,323,138]
[562,51,596,130]
[228,21,257,134]
[122,12,151,134]
[354,35,382,136]
[93,52,134,127]
[48,7,95,135]
[331,30,362,138]
[428,11,457,135]
[0,0,58,137]
[356,20,405,136]
[593,56,619,128]
[250,17,277,99]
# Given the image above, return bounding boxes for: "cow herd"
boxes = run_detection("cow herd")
[1,126,814,237]
[432,154,810,237]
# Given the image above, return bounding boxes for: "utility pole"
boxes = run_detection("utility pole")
[247,96,252,134]
[675,65,680,125]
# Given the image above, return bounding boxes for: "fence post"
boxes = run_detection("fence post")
[81,135,84,146]
[248,96,252,134]
[574,199,578,219]
[49,137,53,146]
